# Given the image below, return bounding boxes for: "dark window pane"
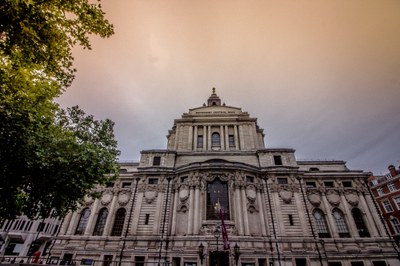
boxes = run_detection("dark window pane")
[207,178,229,220]
[111,208,126,236]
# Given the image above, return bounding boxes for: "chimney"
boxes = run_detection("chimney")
[388,165,398,177]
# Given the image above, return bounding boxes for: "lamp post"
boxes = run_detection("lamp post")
[214,226,221,251]
[233,243,240,266]
[198,243,205,265]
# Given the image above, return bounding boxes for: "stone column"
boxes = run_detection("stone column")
[241,188,250,235]
[239,125,245,150]
[272,191,284,235]
[340,193,358,237]
[85,199,99,235]
[224,125,229,150]
[321,193,339,237]
[171,188,179,236]
[220,125,225,150]
[364,192,386,236]
[234,125,239,150]
[257,189,267,236]
[207,126,211,150]
[294,191,308,235]
[60,212,73,235]
[235,187,244,235]
[203,126,207,150]
[188,125,193,151]
[103,194,118,236]
[66,212,79,235]
[153,191,164,235]
[187,186,195,235]
[359,193,379,237]
[193,185,201,234]
[194,126,198,151]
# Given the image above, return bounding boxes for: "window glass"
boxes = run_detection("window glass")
[306,182,316,188]
[377,188,384,196]
[351,208,370,237]
[111,208,126,236]
[153,156,161,166]
[75,208,91,235]
[383,200,394,213]
[388,183,396,192]
[391,218,400,234]
[206,178,229,220]
[394,197,400,209]
[277,178,288,185]
[313,209,331,238]
[211,132,220,147]
[228,135,235,147]
[93,208,108,236]
[148,178,159,184]
[197,135,204,148]
[273,155,282,165]
[333,209,350,238]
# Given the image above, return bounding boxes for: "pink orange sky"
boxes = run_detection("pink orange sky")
[57,0,400,175]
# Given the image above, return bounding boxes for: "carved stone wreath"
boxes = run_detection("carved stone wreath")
[307,191,321,207]
[279,189,293,204]
[101,192,113,205]
[144,191,157,204]
[326,190,340,206]
[345,191,359,206]
[118,191,130,206]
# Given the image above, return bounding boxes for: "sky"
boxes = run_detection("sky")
[57,0,400,175]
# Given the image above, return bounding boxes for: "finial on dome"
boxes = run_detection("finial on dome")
[207,87,221,106]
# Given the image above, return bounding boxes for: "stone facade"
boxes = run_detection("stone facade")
[50,91,399,266]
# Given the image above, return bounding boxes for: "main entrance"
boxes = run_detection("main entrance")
[209,251,230,266]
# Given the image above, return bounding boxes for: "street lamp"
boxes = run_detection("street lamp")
[214,226,221,251]
[233,243,240,266]
[198,243,205,265]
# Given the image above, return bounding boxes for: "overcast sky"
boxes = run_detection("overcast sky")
[57,0,400,175]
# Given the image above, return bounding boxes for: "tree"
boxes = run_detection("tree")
[0,0,119,219]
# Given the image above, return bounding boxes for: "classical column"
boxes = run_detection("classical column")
[171,188,179,236]
[60,212,72,235]
[66,212,79,235]
[235,186,244,235]
[103,194,118,236]
[224,125,229,150]
[234,125,239,150]
[85,199,99,235]
[241,188,250,235]
[220,125,225,150]
[203,126,207,150]
[153,191,164,235]
[193,126,198,151]
[193,184,201,234]
[207,126,211,150]
[321,193,339,237]
[257,189,267,236]
[364,192,386,236]
[359,193,379,237]
[340,193,359,237]
[248,123,255,149]
[188,125,193,151]
[187,186,195,235]
[238,125,245,150]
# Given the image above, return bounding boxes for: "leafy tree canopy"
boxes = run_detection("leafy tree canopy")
[0,0,119,219]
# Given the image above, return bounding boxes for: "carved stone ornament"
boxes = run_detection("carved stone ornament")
[177,203,188,213]
[246,186,257,202]
[179,187,189,202]
[118,192,130,205]
[279,189,293,204]
[345,191,359,206]
[84,195,94,206]
[144,191,157,204]
[326,190,340,206]
[307,191,321,207]
[100,192,113,205]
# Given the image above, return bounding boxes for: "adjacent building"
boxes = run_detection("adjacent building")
[46,91,399,266]
[369,165,400,245]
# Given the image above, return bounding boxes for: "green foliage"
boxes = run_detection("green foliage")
[0,0,118,219]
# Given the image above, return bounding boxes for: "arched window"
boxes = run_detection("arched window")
[75,208,91,235]
[93,208,108,236]
[211,132,220,147]
[391,217,400,234]
[111,208,126,236]
[351,208,370,237]
[313,209,331,238]
[206,178,229,220]
[332,209,350,238]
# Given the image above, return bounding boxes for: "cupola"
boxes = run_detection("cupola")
[207,88,221,106]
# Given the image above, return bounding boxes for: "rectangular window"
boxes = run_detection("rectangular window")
[324,181,334,188]
[295,258,307,266]
[372,261,387,266]
[135,256,145,266]
[197,135,203,148]
[228,135,235,147]
[306,182,316,188]
[122,182,131,188]
[144,214,150,225]
[394,197,400,210]
[153,156,161,166]
[388,183,396,192]
[273,155,282,165]
[246,176,254,183]
[103,255,113,266]
[277,178,288,185]
[289,214,294,226]
[148,178,159,185]
[342,181,352,187]
[383,200,394,213]
[351,262,364,266]
[377,188,384,196]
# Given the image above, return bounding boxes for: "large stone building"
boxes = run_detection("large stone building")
[49,91,399,266]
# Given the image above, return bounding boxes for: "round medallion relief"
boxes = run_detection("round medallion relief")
[246,187,257,201]
[179,188,189,202]
[326,190,340,206]
[118,192,130,205]
[345,193,359,206]
[101,193,112,205]
[308,193,321,206]
[279,190,293,204]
